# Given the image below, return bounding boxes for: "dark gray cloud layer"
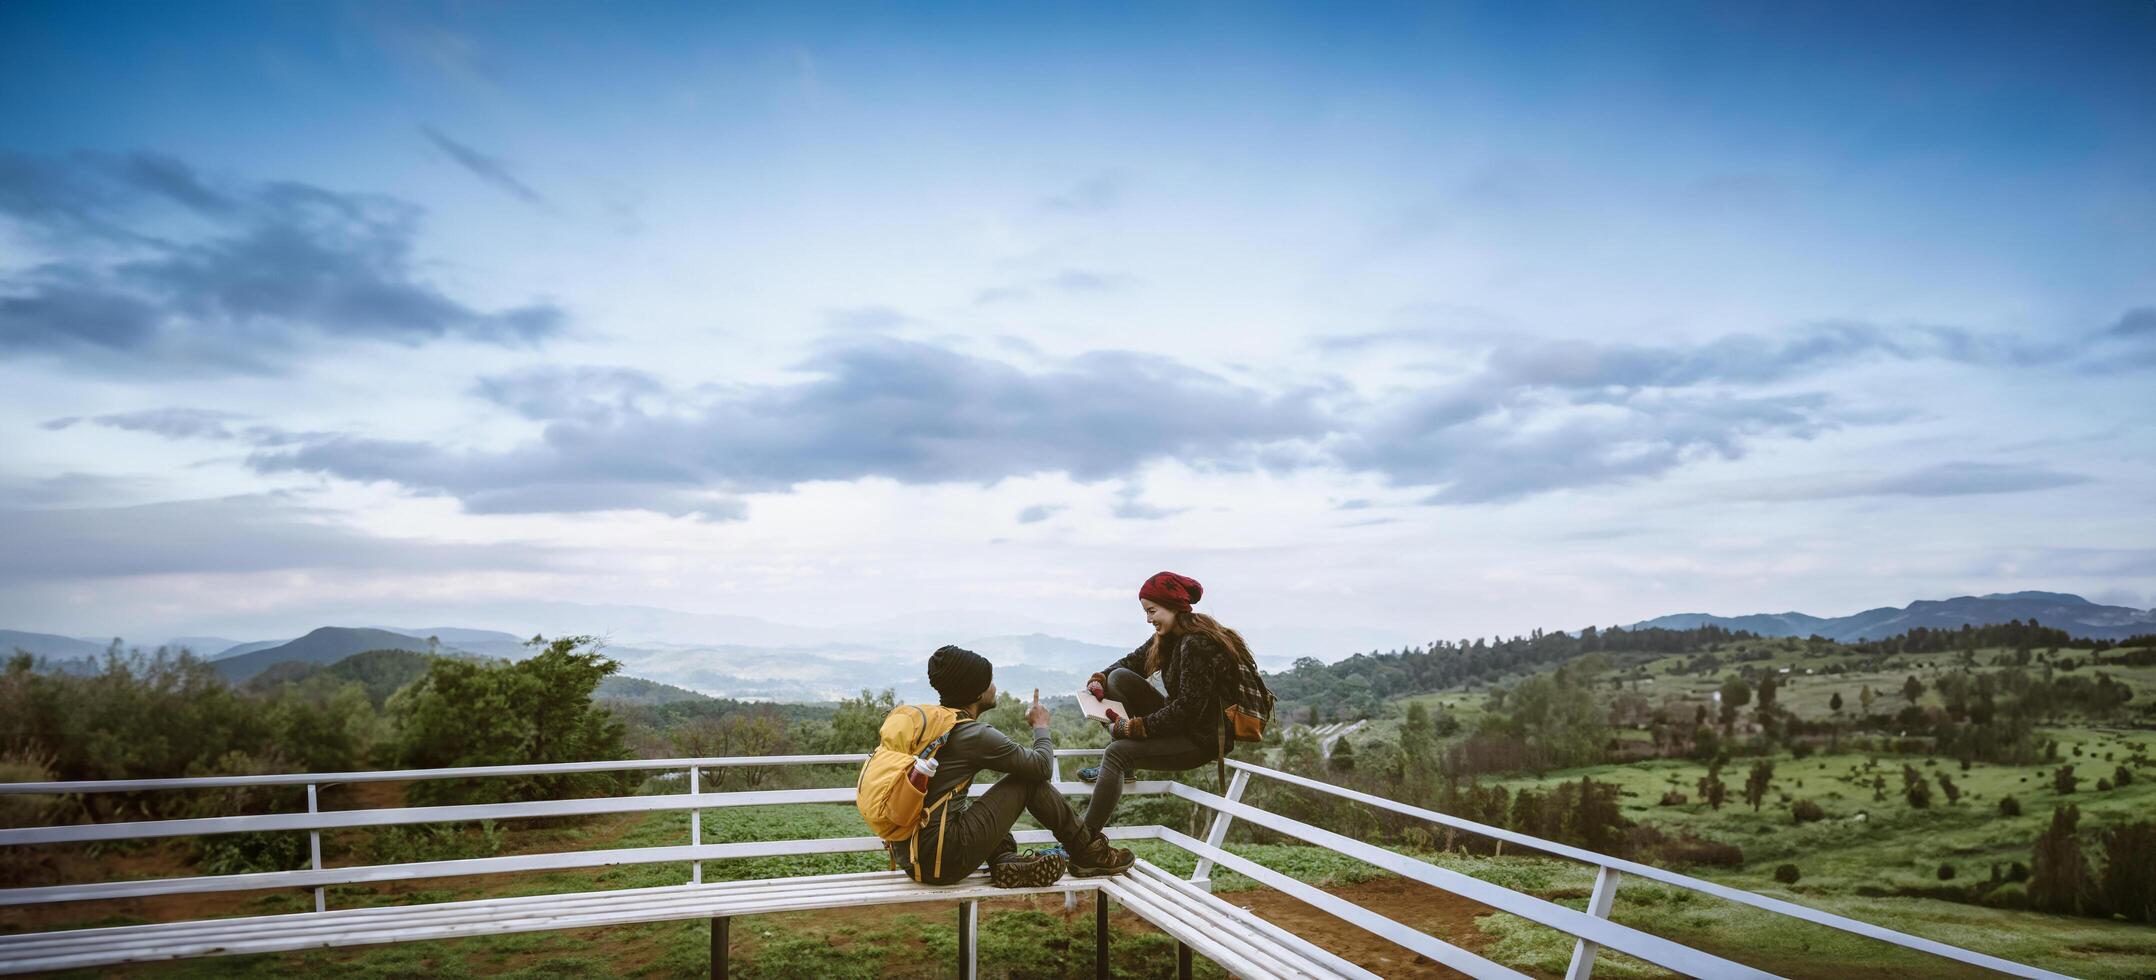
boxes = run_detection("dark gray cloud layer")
[0,150,563,373]
[215,339,1328,518]
[65,308,2145,515]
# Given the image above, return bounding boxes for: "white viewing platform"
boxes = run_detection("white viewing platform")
[0,751,2068,979]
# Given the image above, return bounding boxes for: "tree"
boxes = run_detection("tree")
[1904,772,1932,809]
[1743,759,1775,811]
[1829,691,1844,714]
[818,688,896,754]
[1859,684,1876,716]
[1330,736,1357,773]
[1399,702,1441,805]
[1753,674,1781,735]
[1902,675,1925,705]
[718,708,793,788]
[1698,760,1729,810]
[388,635,631,805]
[2099,821,2156,924]
[1937,772,1961,805]
[1479,658,1607,772]
[2030,805,2091,915]
[2054,765,2079,795]
[1717,677,1751,732]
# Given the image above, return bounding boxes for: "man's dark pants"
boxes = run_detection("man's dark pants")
[901,776,1095,885]
[1080,667,1215,835]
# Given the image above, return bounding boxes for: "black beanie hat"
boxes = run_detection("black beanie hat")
[928,645,993,709]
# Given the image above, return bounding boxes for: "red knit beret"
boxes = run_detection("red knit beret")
[1139,571,1203,612]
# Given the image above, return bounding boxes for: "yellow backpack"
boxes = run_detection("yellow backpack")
[855,704,975,878]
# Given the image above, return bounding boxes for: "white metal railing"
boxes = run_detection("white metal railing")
[0,752,2069,980]
[1216,759,2069,980]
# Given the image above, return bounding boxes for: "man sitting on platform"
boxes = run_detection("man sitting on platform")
[896,645,1137,886]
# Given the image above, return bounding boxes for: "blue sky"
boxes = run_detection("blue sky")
[2,1,2152,655]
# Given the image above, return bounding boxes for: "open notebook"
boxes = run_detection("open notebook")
[1075,688,1126,725]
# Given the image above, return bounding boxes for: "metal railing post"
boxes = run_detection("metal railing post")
[1095,889,1110,980]
[689,766,703,885]
[958,899,979,979]
[1564,865,1623,980]
[1189,768,1247,891]
[306,783,324,913]
[711,914,729,978]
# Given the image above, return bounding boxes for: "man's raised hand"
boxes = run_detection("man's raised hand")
[1026,687,1051,728]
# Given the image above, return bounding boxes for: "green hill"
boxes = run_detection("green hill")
[213,627,447,682]
[595,673,713,705]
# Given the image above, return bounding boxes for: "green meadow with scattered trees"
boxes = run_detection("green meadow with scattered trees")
[4,621,2155,978]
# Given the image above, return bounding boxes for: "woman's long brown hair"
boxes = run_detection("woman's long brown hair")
[1147,610,1254,673]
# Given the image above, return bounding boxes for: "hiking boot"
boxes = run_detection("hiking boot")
[1076,765,1137,784]
[989,848,1068,888]
[1068,835,1135,878]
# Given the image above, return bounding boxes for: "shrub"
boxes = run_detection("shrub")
[1773,863,1801,885]
[1791,799,1826,824]
[2053,765,2079,795]
[2008,861,2030,883]
[1658,790,1688,806]
[0,752,57,830]
[198,831,309,876]
[1999,795,2022,817]
[2117,765,2135,788]
[362,821,504,865]
[1984,883,2029,909]
[2098,778,2113,792]
[1791,743,1814,760]
[1937,863,1957,881]
[1654,833,1744,868]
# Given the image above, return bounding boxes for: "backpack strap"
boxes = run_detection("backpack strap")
[909,717,978,882]
[1216,713,1229,795]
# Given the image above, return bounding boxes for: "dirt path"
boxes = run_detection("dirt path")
[1229,877,1514,978]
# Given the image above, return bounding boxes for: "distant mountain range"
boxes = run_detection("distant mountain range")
[1630,591,2156,642]
[1,623,1132,702]
[14,590,2151,701]
[578,632,1135,703]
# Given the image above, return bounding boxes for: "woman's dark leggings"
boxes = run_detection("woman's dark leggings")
[1081,667,1214,834]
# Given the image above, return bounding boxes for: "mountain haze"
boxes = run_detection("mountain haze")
[0,630,108,662]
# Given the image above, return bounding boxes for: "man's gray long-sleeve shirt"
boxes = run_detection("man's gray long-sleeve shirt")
[919,720,1055,814]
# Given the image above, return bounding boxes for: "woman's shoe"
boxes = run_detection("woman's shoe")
[1076,765,1137,784]
[1068,835,1135,878]
[989,848,1068,888]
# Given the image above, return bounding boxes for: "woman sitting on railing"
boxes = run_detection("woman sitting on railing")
[1077,571,1251,834]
